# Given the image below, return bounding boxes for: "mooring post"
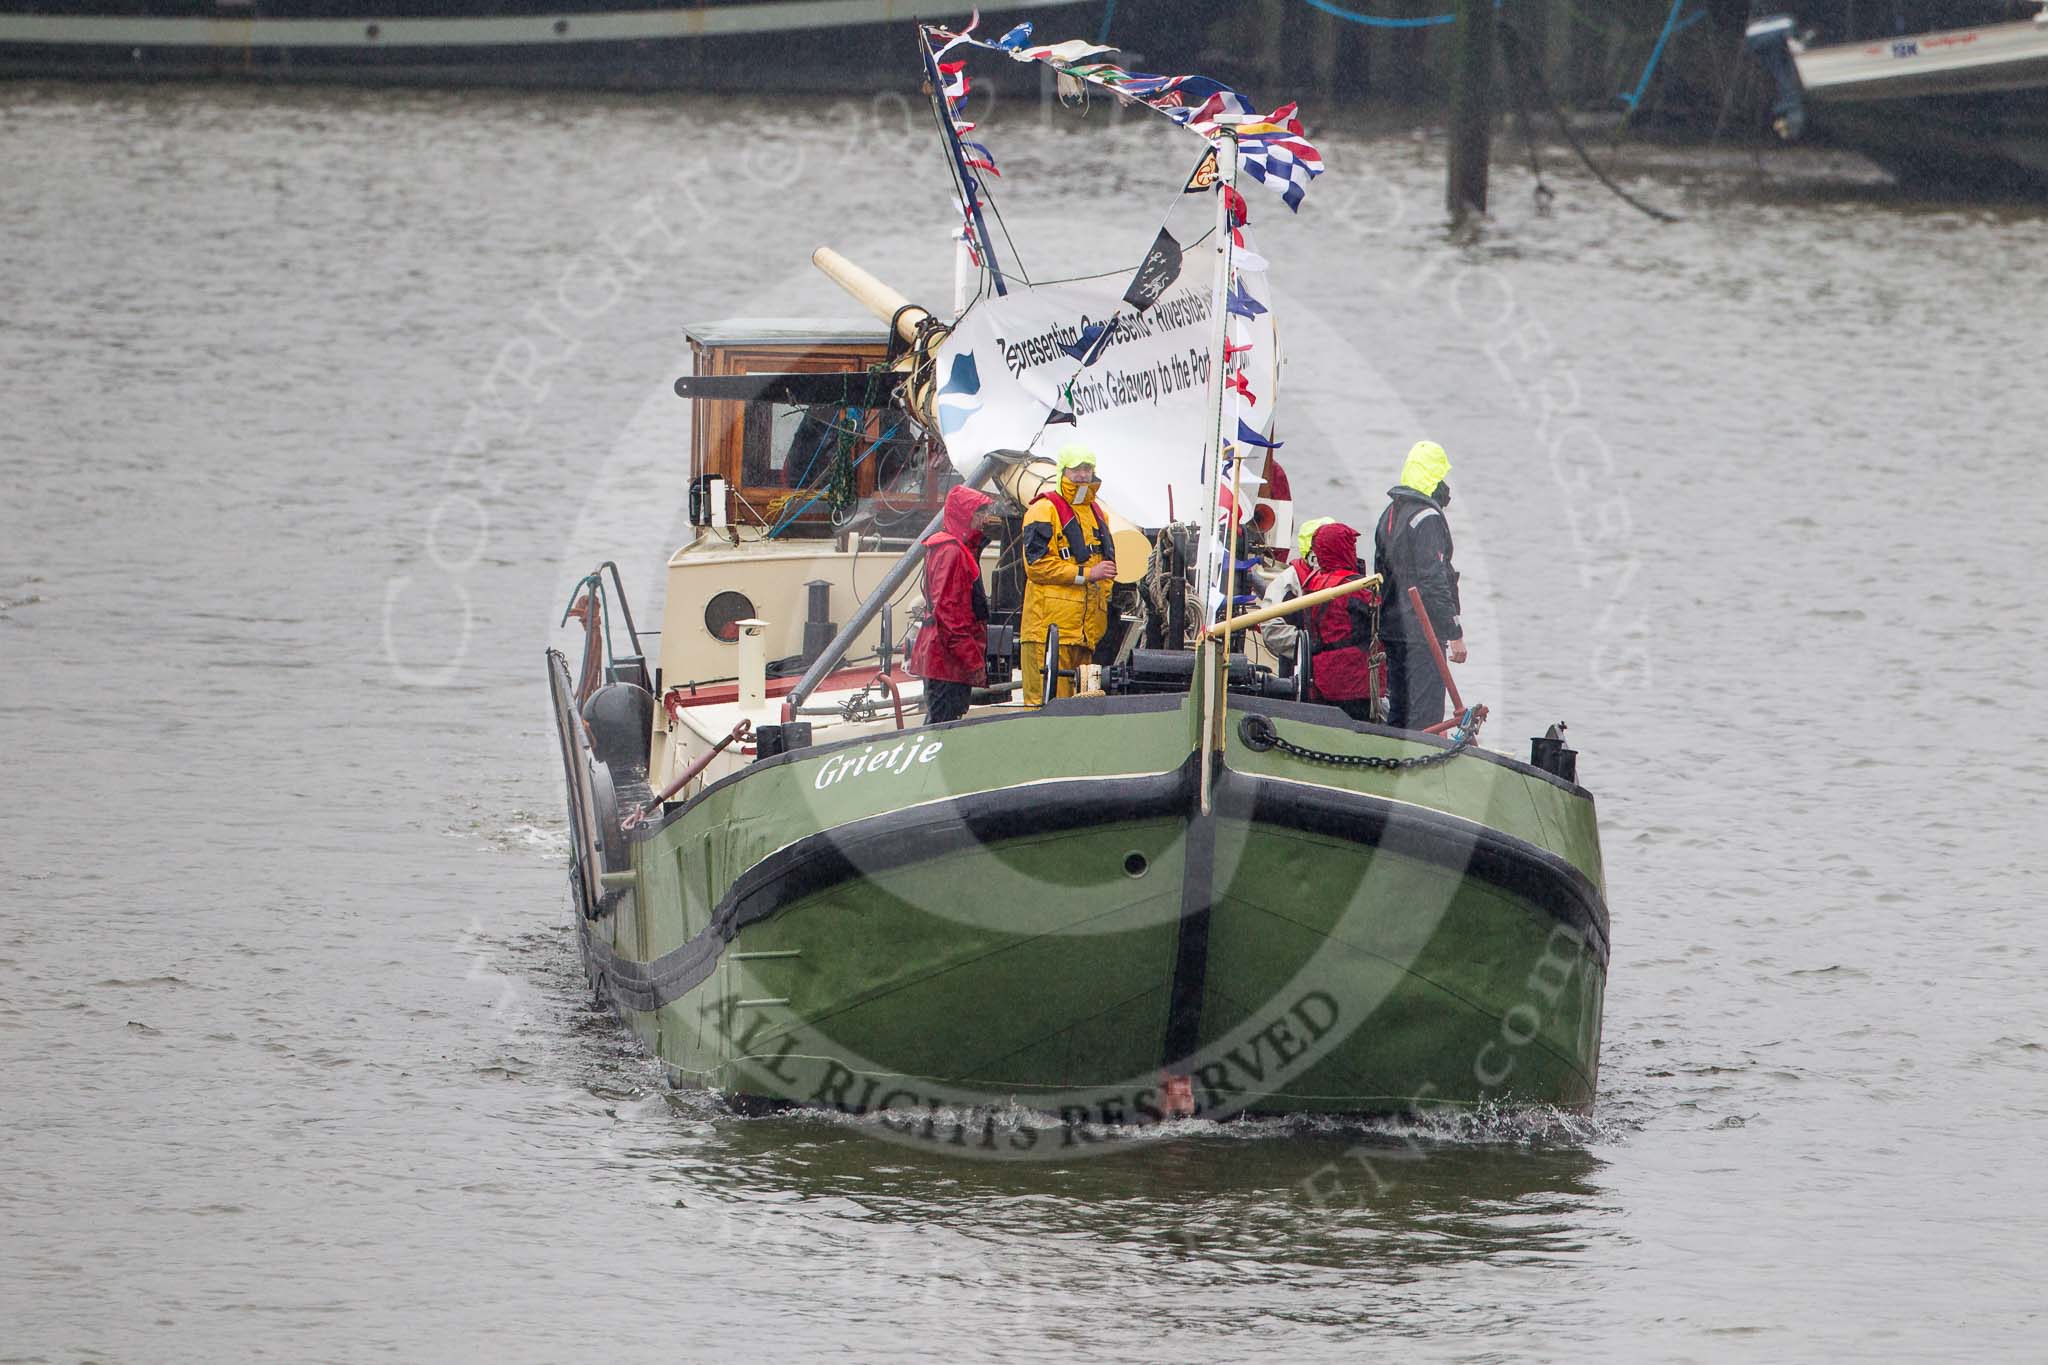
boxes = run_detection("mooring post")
[1446,0,1497,223]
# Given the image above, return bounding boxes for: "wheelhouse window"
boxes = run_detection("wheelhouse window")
[685,325,950,532]
[742,401,843,490]
[871,421,925,497]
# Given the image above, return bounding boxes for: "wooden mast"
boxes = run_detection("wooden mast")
[1195,134,1241,816]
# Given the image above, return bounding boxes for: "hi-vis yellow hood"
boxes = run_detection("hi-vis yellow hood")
[1056,443,1101,506]
[1296,516,1336,559]
[1398,440,1451,497]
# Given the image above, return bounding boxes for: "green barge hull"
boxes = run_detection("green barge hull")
[572,684,1608,1121]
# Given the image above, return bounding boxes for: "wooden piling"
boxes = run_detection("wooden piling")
[1445,0,1496,223]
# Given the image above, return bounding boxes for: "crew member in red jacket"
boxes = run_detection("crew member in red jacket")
[910,485,1001,725]
[1301,520,1387,724]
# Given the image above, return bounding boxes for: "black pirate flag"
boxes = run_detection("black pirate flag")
[1122,228,1184,312]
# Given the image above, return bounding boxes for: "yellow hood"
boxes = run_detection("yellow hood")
[1055,443,1101,506]
[1398,440,1451,497]
[1296,516,1336,559]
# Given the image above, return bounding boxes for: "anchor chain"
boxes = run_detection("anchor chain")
[1238,711,1481,771]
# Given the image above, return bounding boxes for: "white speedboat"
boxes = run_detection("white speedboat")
[1748,3,2048,189]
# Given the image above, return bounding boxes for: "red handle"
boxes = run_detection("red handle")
[629,718,753,824]
[1405,585,1465,716]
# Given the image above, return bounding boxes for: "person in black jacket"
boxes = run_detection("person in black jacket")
[1373,441,1466,730]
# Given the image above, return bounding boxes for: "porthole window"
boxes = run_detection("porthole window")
[704,591,756,643]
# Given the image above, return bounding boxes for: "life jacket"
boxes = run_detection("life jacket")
[1302,554,1387,707]
[1034,489,1116,566]
[1020,486,1117,648]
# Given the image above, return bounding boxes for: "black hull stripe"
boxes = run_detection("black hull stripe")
[582,916,721,1015]
[584,758,1609,1015]
[1161,794,1216,1068]
[1218,771,1611,965]
[586,760,1199,1014]
[711,760,1200,944]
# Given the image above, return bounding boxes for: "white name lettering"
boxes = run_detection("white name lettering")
[813,740,945,790]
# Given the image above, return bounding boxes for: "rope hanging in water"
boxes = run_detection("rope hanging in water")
[1500,18,1557,214]
[1497,19,1683,224]
[1292,2,1679,223]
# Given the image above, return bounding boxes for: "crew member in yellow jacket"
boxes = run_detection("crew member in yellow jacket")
[1021,445,1118,706]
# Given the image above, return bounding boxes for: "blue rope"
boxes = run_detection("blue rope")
[1296,0,1500,28]
[767,417,906,538]
[1298,0,1452,25]
[1618,1,1706,113]
[766,408,855,538]
[1097,0,1118,45]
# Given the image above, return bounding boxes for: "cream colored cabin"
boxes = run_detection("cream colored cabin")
[640,317,1295,805]
[647,320,1016,801]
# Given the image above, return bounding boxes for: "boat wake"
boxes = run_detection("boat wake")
[447,809,570,859]
[1284,1101,1632,1149]
[767,1095,1630,1154]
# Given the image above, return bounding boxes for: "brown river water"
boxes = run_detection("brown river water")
[3,80,2045,1361]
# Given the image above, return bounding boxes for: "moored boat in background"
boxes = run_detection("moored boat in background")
[1748,1,2048,189]
[0,0,1088,88]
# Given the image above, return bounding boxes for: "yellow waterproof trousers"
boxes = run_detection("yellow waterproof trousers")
[1023,641,1092,707]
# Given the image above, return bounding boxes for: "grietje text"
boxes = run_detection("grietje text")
[812,738,943,790]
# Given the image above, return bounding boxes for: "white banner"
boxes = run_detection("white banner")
[933,260,1278,529]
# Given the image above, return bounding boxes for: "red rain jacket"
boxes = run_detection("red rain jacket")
[909,486,993,686]
[1302,522,1385,705]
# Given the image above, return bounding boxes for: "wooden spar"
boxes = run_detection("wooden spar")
[811,245,946,426]
[810,247,1141,587]
[812,247,932,343]
[1194,137,1239,639]
[781,251,1009,719]
[1222,450,1245,642]
[1207,573,1381,640]
[1446,0,1496,223]
[1196,135,1241,816]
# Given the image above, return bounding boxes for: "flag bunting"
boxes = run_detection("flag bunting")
[921,18,1303,534]
[1226,280,1268,320]
[920,22,1325,212]
[1236,419,1283,450]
